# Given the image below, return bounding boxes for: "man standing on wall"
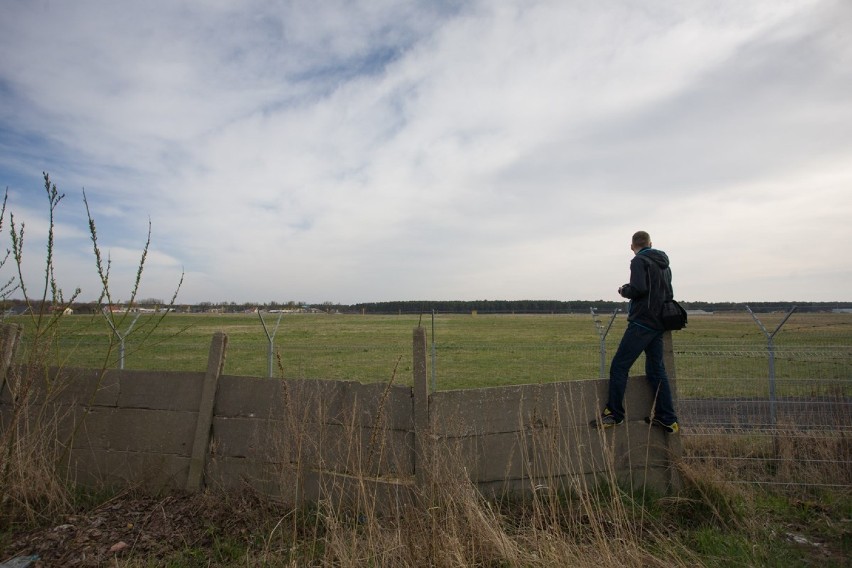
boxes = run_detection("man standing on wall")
[590,230,679,433]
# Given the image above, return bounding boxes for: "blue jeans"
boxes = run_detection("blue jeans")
[606,322,677,424]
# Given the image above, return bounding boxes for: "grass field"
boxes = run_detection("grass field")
[8,310,852,392]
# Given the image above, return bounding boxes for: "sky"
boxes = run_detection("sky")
[1,0,850,306]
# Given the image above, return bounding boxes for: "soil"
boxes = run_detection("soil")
[1,492,274,567]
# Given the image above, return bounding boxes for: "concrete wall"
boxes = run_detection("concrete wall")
[0,365,205,490]
[430,374,680,496]
[0,325,680,507]
[207,373,416,506]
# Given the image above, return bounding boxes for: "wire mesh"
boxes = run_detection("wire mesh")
[672,313,852,489]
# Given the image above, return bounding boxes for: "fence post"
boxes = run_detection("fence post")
[258,310,283,378]
[746,306,796,429]
[413,327,430,490]
[662,330,678,398]
[591,308,619,378]
[101,312,141,369]
[661,330,684,477]
[430,310,437,393]
[186,332,228,492]
[746,305,796,466]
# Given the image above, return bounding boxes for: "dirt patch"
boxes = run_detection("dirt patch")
[2,492,279,567]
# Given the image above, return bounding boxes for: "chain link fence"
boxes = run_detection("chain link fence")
[672,310,851,489]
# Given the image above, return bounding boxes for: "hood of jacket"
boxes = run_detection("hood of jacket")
[637,247,669,271]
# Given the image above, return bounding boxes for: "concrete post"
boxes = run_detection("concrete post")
[186,332,228,492]
[412,327,429,489]
[661,331,683,482]
[662,330,677,396]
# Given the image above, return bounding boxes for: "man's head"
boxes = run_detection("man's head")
[630,231,651,253]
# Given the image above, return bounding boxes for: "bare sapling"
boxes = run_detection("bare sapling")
[0,172,183,529]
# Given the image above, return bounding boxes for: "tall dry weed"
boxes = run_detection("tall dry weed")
[253,363,699,567]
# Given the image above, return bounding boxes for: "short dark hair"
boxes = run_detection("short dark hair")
[632,231,651,248]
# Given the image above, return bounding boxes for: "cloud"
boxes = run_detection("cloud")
[0,0,849,304]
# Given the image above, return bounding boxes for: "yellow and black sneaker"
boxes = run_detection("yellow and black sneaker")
[590,408,624,429]
[644,416,679,434]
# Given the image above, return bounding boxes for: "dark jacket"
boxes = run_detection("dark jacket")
[618,247,673,330]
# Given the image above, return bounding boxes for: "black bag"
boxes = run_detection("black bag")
[661,299,688,330]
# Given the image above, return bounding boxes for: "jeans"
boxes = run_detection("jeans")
[606,322,677,424]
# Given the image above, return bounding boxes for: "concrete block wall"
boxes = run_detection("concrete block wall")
[0,367,206,491]
[0,324,680,506]
[429,378,680,496]
[207,374,415,505]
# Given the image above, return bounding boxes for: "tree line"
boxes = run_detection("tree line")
[4,298,850,316]
[345,300,852,315]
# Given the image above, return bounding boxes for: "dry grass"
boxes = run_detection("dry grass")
[198,370,704,568]
[0,324,76,530]
[682,427,852,489]
[0,389,74,528]
[2,372,849,565]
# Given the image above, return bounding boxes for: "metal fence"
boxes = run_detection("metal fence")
[673,326,852,489]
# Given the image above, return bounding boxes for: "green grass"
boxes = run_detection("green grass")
[7,311,852,392]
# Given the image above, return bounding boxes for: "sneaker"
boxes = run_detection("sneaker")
[590,408,623,429]
[644,416,679,434]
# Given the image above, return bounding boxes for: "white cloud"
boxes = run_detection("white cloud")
[1,0,849,304]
